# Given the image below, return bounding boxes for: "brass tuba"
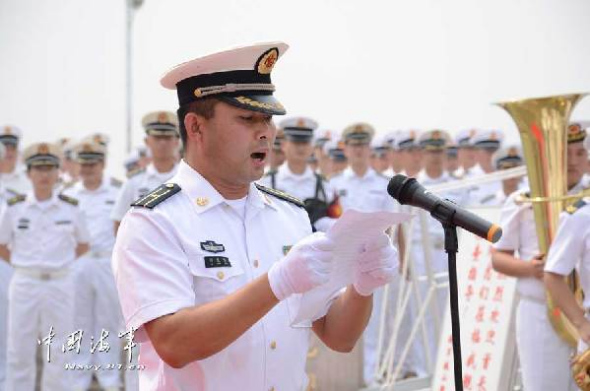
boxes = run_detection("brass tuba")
[496,93,587,348]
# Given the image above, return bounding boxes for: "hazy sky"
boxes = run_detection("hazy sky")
[2,0,590,177]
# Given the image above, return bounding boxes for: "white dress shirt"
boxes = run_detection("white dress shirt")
[0,192,89,269]
[63,177,121,253]
[113,160,318,391]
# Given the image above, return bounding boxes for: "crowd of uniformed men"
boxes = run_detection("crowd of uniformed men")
[0,113,589,390]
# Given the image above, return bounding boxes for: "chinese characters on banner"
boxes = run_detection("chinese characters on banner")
[432,207,518,391]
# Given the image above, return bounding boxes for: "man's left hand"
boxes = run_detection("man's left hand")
[353,233,399,297]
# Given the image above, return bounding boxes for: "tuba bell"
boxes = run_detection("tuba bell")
[496,93,587,349]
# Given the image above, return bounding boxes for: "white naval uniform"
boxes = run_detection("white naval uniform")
[478,189,508,207]
[0,165,31,195]
[545,198,590,356]
[329,167,404,384]
[63,178,124,390]
[0,192,90,391]
[493,185,584,391]
[407,170,465,376]
[113,160,328,391]
[110,163,178,222]
[0,186,17,391]
[258,164,338,232]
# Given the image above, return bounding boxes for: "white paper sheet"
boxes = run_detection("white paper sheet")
[290,209,413,325]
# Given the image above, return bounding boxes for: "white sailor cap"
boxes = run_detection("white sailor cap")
[0,125,22,146]
[568,121,590,144]
[313,128,333,147]
[455,128,478,148]
[342,122,375,145]
[81,132,110,147]
[323,137,346,161]
[371,133,391,153]
[472,129,504,150]
[142,111,179,136]
[492,145,523,169]
[161,42,289,116]
[395,129,421,150]
[418,129,451,151]
[73,141,106,163]
[23,142,62,167]
[385,130,399,149]
[280,117,318,142]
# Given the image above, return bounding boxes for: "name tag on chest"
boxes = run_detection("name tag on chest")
[204,256,231,268]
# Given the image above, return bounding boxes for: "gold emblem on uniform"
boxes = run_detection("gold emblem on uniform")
[82,143,93,152]
[4,126,12,135]
[569,123,581,134]
[38,143,50,154]
[296,118,306,128]
[508,147,518,157]
[409,130,416,139]
[157,112,168,123]
[216,271,225,280]
[257,48,278,75]
[469,129,476,138]
[165,183,175,188]
[490,131,497,140]
[93,134,103,144]
[194,88,203,98]
[196,197,209,207]
[431,130,441,139]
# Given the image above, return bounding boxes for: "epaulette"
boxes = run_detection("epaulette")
[255,183,305,208]
[110,177,123,188]
[58,194,79,206]
[131,183,181,209]
[126,168,145,179]
[6,188,20,196]
[7,194,26,206]
[480,194,496,204]
[566,198,587,214]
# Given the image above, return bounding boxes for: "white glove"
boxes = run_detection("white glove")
[353,234,399,297]
[268,232,335,301]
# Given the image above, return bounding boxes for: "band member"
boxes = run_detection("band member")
[468,129,504,205]
[259,117,341,232]
[0,142,90,390]
[0,125,31,194]
[478,145,524,206]
[491,123,588,391]
[111,111,180,232]
[394,130,422,177]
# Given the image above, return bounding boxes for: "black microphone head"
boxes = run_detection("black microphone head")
[387,174,418,205]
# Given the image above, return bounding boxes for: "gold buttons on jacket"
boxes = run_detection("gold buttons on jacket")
[217,271,225,280]
[270,340,277,350]
[196,197,209,207]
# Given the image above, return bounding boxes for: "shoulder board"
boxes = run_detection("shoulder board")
[126,168,145,179]
[7,194,26,206]
[255,183,305,208]
[6,188,20,196]
[131,183,181,209]
[58,194,79,206]
[110,177,123,188]
[566,198,587,214]
[480,194,496,204]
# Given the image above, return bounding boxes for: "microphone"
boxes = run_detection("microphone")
[387,174,502,243]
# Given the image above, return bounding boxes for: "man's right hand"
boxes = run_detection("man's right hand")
[267,232,335,301]
[529,253,545,280]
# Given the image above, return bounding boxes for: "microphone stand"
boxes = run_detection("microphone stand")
[442,218,463,391]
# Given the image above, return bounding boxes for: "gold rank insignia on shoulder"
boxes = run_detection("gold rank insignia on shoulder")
[255,183,305,208]
[566,198,587,214]
[7,194,26,206]
[131,183,181,209]
[58,194,79,206]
